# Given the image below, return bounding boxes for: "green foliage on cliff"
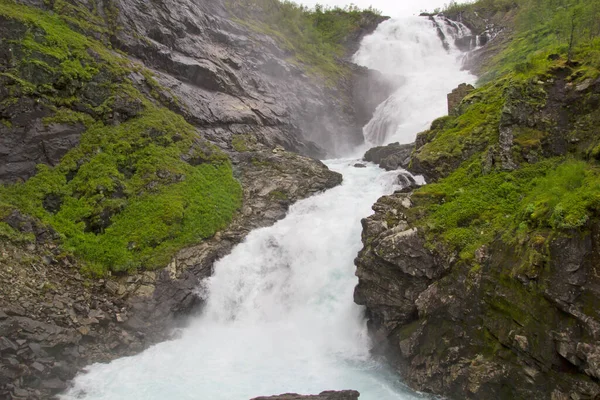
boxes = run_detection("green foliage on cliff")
[413,78,506,175]
[0,2,242,274]
[410,0,600,265]
[227,0,383,79]
[443,0,600,81]
[414,157,600,261]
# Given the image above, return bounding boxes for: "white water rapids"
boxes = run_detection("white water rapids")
[61,16,474,400]
[354,16,476,146]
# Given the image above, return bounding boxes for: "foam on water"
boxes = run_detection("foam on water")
[60,161,425,400]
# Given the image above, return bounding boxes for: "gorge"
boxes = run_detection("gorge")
[2,0,600,399]
[59,13,471,400]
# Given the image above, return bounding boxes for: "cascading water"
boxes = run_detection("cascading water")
[60,161,425,400]
[60,16,474,400]
[354,17,476,147]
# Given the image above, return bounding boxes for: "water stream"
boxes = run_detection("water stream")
[61,16,474,400]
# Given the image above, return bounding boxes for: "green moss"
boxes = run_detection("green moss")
[268,190,288,201]
[0,2,242,275]
[0,221,35,244]
[51,0,110,37]
[513,127,547,148]
[231,134,258,152]
[412,78,506,174]
[1,105,242,274]
[413,155,600,261]
[42,108,95,127]
[397,320,421,341]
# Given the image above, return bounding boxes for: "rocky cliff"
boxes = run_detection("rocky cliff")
[355,47,600,400]
[0,0,387,398]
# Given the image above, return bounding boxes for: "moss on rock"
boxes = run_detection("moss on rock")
[0,1,243,275]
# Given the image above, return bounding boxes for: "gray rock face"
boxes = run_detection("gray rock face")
[363,142,414,171]
[251,391,360,400]
[105,0,385,158]
[0,84,85,182]
[447,83,474,115]
[355,191,600,399]
[354,193,438,340]
[1,0,387,183]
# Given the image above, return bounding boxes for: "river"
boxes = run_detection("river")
[60,15,474,400]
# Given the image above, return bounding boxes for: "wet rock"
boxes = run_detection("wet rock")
[251,391,360,400]
[396,172,417,191]
[363,142,414,171]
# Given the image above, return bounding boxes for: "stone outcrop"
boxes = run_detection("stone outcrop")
[363,142,414,171]
[355,190,600,399]
[447,83,474,115]
[251,391,360,400]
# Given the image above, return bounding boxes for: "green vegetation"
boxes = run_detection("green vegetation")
[0,2,242,274]
[408,0,600,267]
[0,221,35,243]
[227,0,382,80]
[412,77,506,175]
[441,0,600,82]
[268,190,289,201]
[411,63,600,264]
[412,157,600,262]
[231,134,258,152]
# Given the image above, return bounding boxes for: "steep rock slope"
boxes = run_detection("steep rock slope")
[0,0,388,184]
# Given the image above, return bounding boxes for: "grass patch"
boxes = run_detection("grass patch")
[413,157,600,261]
[1,105,242,274]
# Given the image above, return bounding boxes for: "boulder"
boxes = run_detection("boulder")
[363,142,414,171]
[251,391,360,400]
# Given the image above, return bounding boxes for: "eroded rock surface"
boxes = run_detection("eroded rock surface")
[355,191,600,399]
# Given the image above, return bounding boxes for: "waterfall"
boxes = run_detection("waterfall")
[58,16,471,400]
[354,17,476,147]
[60,162,425,400]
